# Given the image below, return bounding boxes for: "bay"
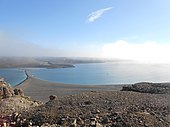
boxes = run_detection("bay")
[0,69,27,86]
[1,62,170,86]
[28,62,170,85]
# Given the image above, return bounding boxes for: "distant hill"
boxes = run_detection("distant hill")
[0,57,74,68]
[0,57,115,68]
[36,57,112,64]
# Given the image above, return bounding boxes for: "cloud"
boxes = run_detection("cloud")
[87,7,113,23]
[102,40,170,63]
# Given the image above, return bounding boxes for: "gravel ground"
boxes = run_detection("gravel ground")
[0,80,169,127]
[18,90,170,127]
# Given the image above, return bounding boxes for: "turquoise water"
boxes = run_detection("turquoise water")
[1,63,170,86]
[0,69,27,86]
[28,63,170,85]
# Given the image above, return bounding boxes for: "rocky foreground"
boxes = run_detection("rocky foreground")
[0,80,169,127]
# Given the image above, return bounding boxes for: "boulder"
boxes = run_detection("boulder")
[14,88,24,96]
[49,95,57,100]
[3,87,13,98]
[0,81,14,98]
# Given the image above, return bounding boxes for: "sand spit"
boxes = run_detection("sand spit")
[16,76,123,102]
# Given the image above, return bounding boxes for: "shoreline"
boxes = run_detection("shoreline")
[16,70,170,102]
[16,69,30,86]
[15,75,124,102]
[15,68,126,86]
[15,70,170,102]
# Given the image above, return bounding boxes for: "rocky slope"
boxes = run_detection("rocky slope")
[21,91,170,127]
[0,80,42,126]
[0,81,169,127]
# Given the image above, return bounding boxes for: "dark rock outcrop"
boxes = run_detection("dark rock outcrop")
[49,95,57,101]
[0,79,25,98]
[0,81,14,98]
[121,82,170,94]
[14,88,24,96]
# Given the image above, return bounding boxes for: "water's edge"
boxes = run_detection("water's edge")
[15,70,30,86]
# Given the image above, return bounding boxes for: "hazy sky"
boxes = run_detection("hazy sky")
[0,0,170,62]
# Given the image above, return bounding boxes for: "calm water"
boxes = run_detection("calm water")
[28,62,170,85]
[0,69,27,86]
[1,63,170,86]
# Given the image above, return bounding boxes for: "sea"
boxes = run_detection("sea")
[1,62,170,86]
[0,68,27,86]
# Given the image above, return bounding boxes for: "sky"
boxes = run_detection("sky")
[0,0,170,63]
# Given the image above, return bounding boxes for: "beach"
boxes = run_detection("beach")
[16,76,123,102]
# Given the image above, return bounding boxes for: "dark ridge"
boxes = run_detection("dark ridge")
[121,82,170,94]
